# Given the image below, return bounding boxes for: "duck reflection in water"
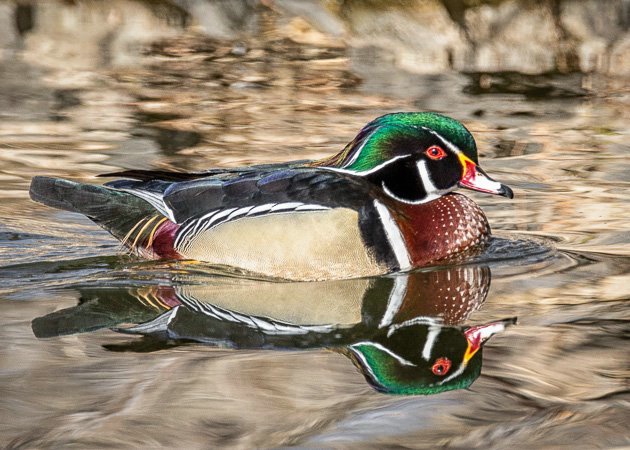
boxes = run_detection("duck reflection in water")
[33,265,516,395]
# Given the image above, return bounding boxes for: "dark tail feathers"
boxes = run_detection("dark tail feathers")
[29,176,163,246]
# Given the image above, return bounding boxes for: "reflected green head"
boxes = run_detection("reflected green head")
[349,341,483,395]
[346,322,491,395]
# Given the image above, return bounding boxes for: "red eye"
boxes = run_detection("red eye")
[425,145,447,160]
[431,357,452,376]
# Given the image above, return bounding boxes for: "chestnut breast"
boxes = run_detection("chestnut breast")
[392,193,491,267]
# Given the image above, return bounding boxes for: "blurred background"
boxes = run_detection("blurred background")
[0,1,628,448]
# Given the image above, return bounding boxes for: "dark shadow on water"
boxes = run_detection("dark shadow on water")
[463,72,591,99]
[132,125,202,155]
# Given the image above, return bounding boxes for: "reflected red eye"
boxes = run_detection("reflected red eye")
[431,357,452,376]
[425,145,447,160]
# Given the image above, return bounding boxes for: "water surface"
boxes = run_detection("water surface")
[0,2,628,448]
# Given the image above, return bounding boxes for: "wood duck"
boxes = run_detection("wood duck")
[29,112,513,281]
[32,265,515,395]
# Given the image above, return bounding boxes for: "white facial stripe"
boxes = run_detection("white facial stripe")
[342,127,462,174]
[378,274,409,328]
[387,316,442,337]
[422,127,462,155]
[421,326,441,361]
[349,346,378,381]
[373,200,412,271]
[326,131,465,205]
[350,342,417,367]
[342,127,380,168]
[324,154,411,177]
[439,361,467,384]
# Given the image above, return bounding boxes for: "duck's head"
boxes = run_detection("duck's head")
[346,317,516,395]
[320,112,513,204]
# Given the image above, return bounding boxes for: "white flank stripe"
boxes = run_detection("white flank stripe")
[163,205,176,222]
[196,209,220,223]
[378,274,408,328]
[227,206,254,220]
[174,220,197,250]
[192,210,219,234]
[229,311,256,328]
[204,208,237,229]
[247,203,276,215]
[295,204,330,211]
[183,297,335,335]
[251,316,277,332]
[176,202,333,250]
[270,202,303,211]
[373,200,412,271]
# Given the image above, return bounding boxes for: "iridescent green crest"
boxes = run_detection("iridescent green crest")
[322,112,479,172]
